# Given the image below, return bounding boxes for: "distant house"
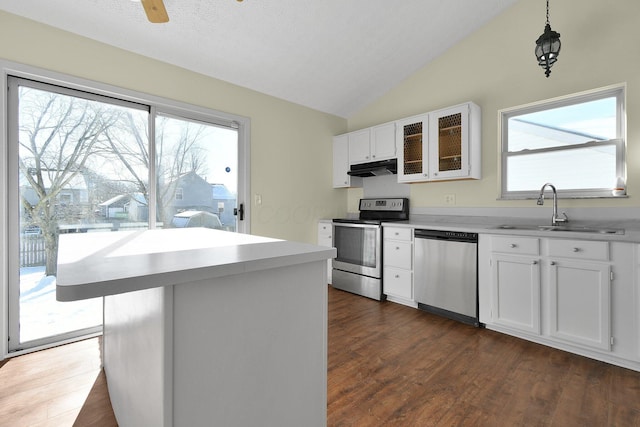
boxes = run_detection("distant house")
[161,171,237,228]
[19,171,90,224]
[98,193,148,222]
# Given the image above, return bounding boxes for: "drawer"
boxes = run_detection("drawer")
[384,240,412,269]
[383,267,412,300]
[547,239,609,261]
[384,227,412,242]
[491,236,540,256]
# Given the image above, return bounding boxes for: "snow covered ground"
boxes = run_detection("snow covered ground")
[20,266,102,343]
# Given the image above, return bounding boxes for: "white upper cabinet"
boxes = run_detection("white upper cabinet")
[397,102,481,183]
[332,101,480,186]
[396,114,429,183]
[333,134,359,188]
[370,122,396,161]
[348,129,372,164]
[348,122,396,165]
[428,102,481,181]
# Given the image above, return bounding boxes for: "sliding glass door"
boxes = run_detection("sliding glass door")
[6,76,242,353]
[7,78,150,351]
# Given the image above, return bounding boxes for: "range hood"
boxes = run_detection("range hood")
[347,159,397,177]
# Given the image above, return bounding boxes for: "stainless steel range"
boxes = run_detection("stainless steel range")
[332,198,409,300]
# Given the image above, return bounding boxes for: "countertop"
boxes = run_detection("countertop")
[381,215,640,243]
[56,228,336,301]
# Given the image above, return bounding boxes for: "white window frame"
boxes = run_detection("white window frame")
[499,84,626,200]
[0,60,251,359]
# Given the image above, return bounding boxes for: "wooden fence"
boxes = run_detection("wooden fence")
[20,234,46,267]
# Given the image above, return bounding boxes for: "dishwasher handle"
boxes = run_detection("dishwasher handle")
[414,229,478,243]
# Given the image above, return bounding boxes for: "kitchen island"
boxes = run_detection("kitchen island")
[56,228,335,427]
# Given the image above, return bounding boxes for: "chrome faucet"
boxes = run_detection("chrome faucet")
[537,183,569,226]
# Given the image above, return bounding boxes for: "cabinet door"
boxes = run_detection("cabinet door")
[428,104,469,180]
[491,254,541,334]
[370,122,396,160]
[332,135,352,188]
[348,129,371,164]
[548,260,611,351]
[428,102,481,181]
[317,222,333,283]
[396,114,429,182]
[317,222,332,247]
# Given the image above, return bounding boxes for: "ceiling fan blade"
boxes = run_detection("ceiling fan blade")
[140,0,169,23]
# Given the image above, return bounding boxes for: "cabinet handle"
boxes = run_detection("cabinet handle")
[550,261,556,266]
[395,274,400,278]
[372,155,376,158]
[509,243,517,248]
[572,247,581,252]
[396,246,400,250]
[395,232,400,236]
[532,261,538,265]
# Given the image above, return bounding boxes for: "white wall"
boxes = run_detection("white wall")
[347,0,640,213]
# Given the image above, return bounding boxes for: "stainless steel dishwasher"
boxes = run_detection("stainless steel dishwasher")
[414,229,480,327]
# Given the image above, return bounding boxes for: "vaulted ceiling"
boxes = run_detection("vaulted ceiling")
[0,0,520,117]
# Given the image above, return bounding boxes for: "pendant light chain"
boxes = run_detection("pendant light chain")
[546,0,550,25]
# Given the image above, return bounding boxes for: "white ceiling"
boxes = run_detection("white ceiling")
[0,0,519,118]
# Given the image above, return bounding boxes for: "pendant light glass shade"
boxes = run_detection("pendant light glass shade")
[535,1,561,77]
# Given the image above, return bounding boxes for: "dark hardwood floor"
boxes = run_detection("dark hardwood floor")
[327,287,640,426]
[2,286,640,426]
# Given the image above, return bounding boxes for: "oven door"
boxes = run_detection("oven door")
[332,222,381,278]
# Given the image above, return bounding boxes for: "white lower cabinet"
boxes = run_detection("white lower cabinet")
[382,226,415,307]
[317,221,333,283]
[491,253,541,334]
[480,234,639,371]
[548,259,611,350]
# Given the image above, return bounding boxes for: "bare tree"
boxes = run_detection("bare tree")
[104,113,210,225]
[18,88,119,276]
[18,86,213,277]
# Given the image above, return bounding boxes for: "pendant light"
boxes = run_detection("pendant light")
[534,0,561,77]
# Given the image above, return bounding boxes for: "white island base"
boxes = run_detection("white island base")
[56,229,334,427]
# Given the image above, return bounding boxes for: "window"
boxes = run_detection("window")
[500,85,625,199]
[3,64,248,355]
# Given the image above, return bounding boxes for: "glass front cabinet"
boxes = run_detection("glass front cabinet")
[397,102,481,183]
[396,114,429,182]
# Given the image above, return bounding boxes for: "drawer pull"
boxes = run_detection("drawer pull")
[396,246,400,250]
[532,261,538,265]
[510,243,517,248]
[395,232,400,236]
[572,247,581,252]
[550,261,556,266]
[395,274,400,279]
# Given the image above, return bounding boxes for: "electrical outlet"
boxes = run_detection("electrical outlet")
[254,193,262,205]
[444,194,456,205]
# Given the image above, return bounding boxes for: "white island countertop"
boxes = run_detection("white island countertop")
[56,228,336,302]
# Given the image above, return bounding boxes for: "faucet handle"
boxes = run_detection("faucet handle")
[556,212,569,223]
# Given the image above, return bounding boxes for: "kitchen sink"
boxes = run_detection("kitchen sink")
[495,224,625,235]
